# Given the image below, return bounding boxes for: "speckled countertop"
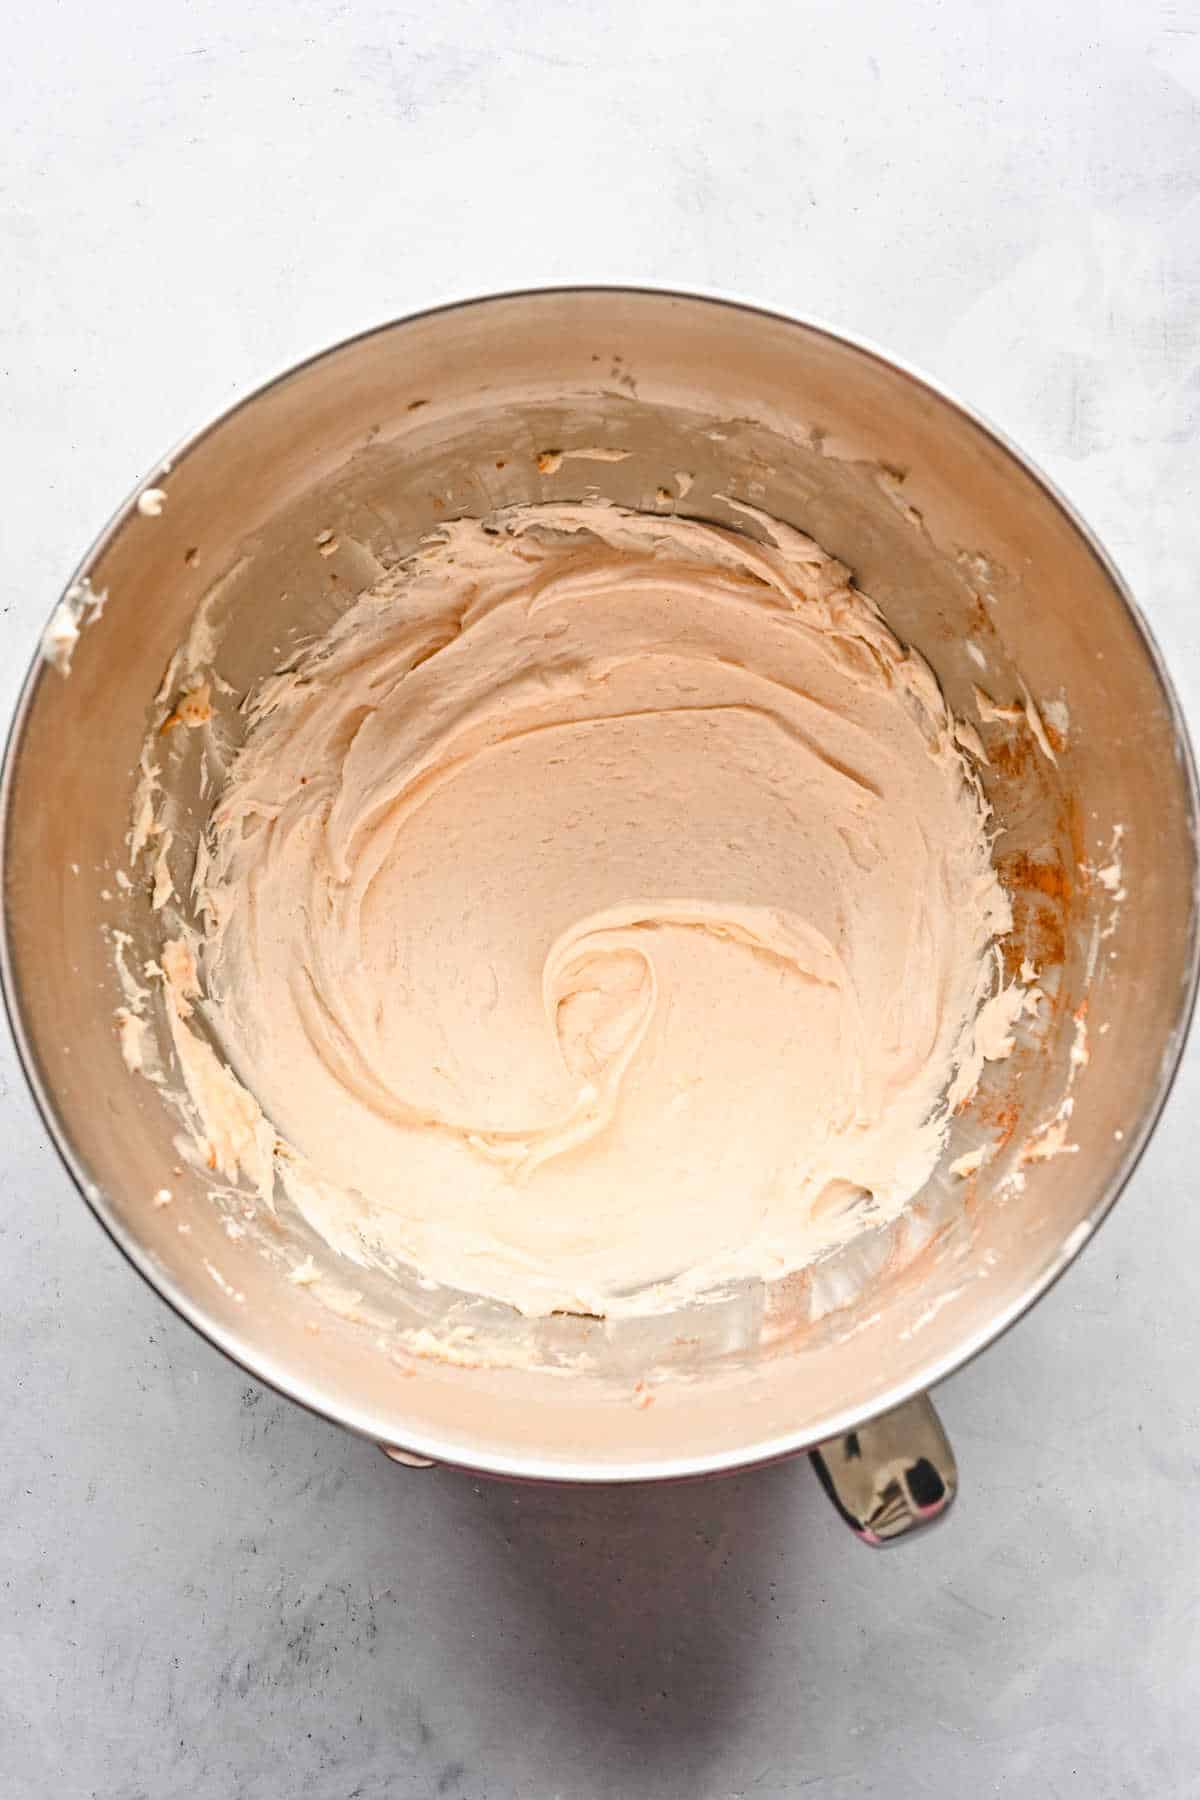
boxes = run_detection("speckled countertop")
[4,3,1200,1795]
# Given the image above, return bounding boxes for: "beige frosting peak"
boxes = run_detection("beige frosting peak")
[166,501,1020,1318]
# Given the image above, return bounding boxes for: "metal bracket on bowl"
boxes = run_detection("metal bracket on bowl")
[809,1393,957,1545]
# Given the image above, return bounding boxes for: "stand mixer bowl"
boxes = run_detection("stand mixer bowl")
[3,289,1195,1516]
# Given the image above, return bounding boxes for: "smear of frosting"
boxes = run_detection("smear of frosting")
[973,680,1059,764]
[41,577,107,676]
[147,501,1024,1319]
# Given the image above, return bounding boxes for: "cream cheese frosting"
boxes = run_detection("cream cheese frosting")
[160,500,1024,1318]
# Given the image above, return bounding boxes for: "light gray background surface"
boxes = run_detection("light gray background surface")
[3,3,1199,1795]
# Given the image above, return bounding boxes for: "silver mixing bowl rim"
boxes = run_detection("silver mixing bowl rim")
[3,284,1198,1482]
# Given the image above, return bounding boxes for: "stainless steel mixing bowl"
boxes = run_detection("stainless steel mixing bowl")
[4,289,1196,1531]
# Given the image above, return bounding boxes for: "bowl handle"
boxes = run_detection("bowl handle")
[809,1393,957,1545]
